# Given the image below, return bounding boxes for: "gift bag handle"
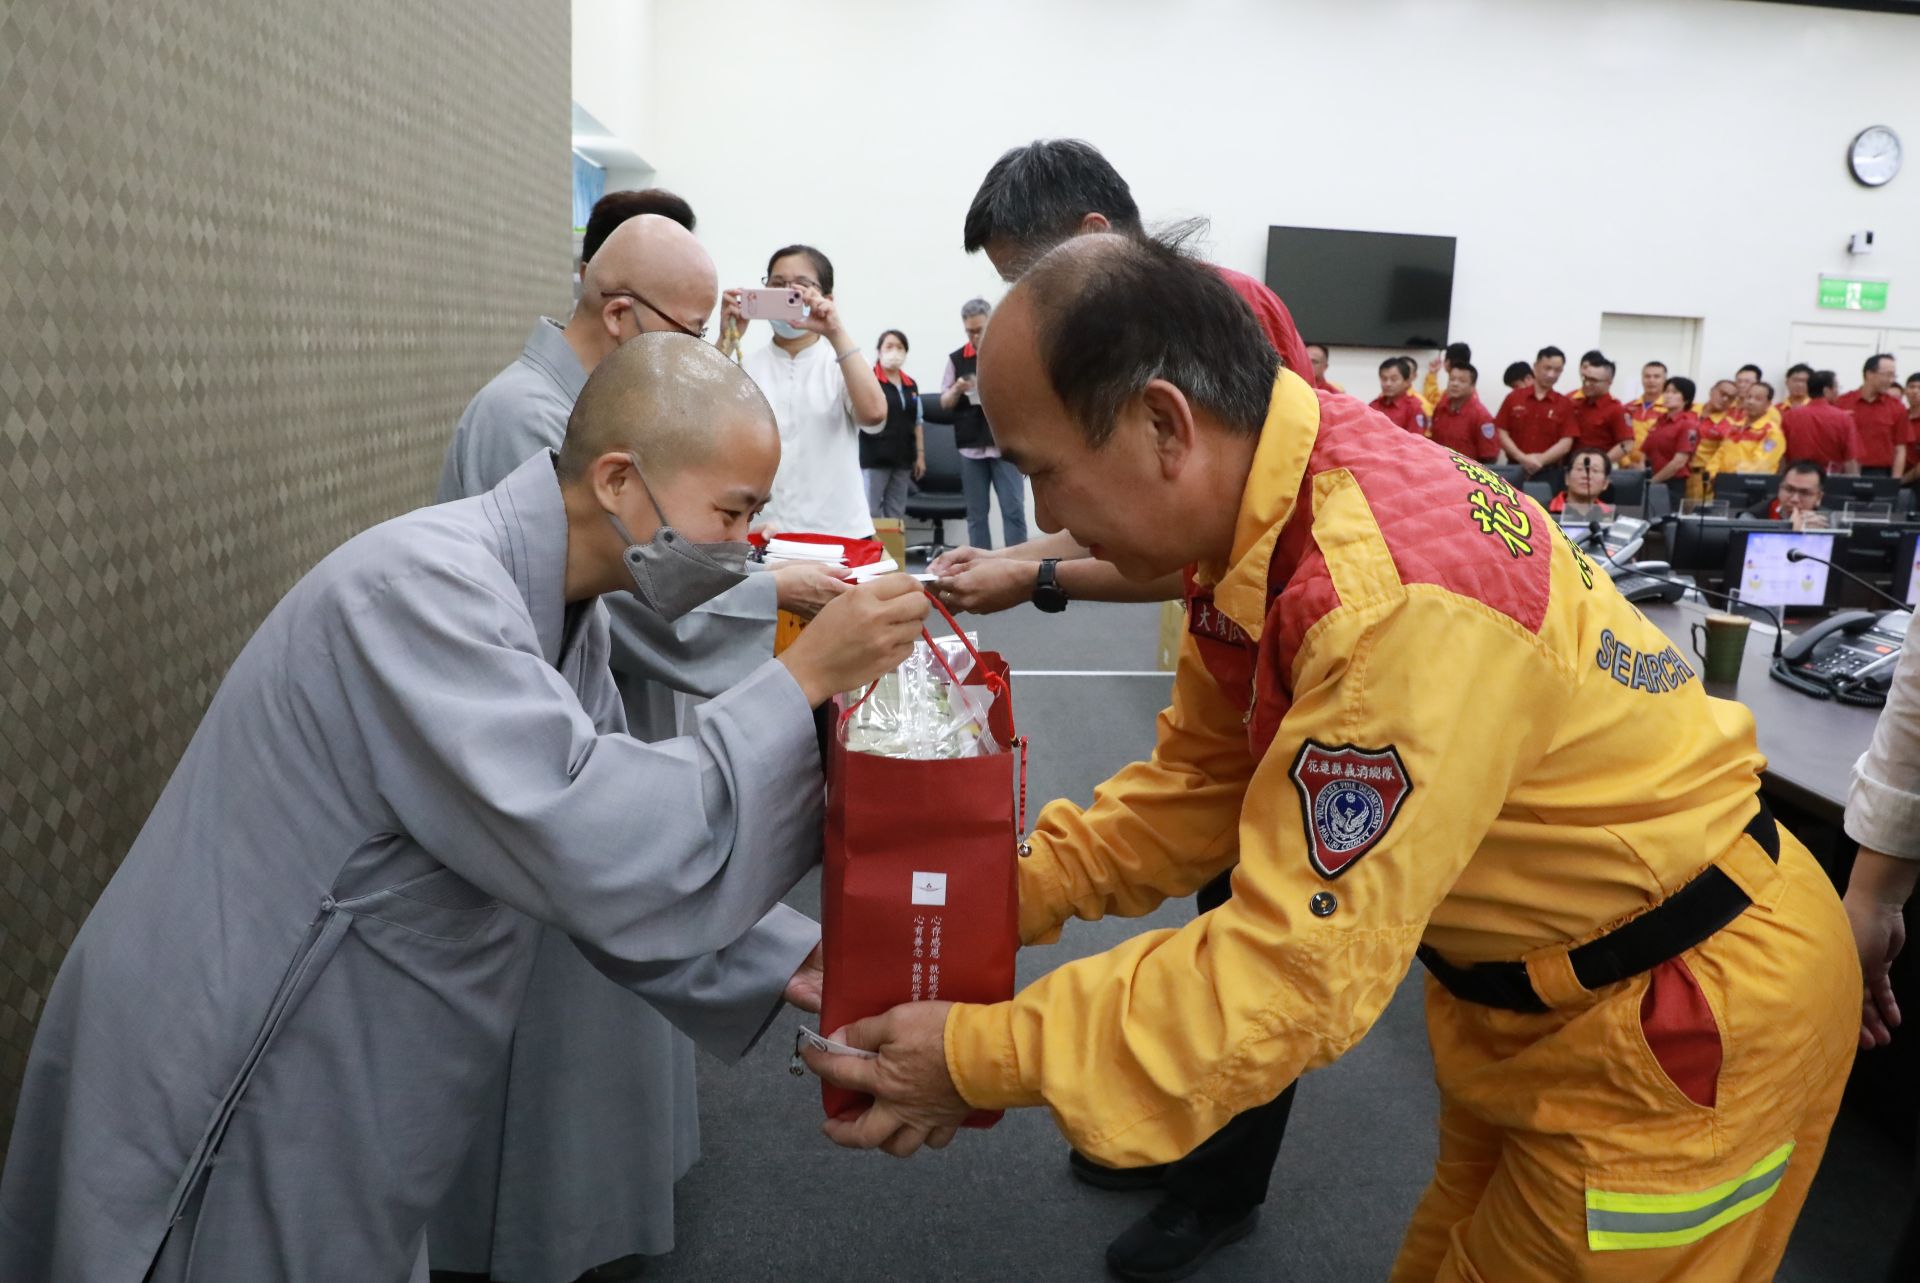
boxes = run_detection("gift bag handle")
[839,591,1012,729]
[912,594,1030,835]
[837,589,1028,834]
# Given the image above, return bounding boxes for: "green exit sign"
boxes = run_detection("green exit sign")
[1818,276,1888,311]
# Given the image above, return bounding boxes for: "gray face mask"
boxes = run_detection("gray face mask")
[607,454,751,620]
[768,318,808,341]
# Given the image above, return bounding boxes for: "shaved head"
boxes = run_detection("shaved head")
[578,213,718,339]
[558,332,775,483]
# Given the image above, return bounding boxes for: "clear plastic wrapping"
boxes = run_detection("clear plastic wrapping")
[841,633,998,760]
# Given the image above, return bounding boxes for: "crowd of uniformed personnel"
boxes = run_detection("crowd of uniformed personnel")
[1308,340,1920,502]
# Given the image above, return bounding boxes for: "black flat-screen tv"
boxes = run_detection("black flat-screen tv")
[1264,226,1455,349]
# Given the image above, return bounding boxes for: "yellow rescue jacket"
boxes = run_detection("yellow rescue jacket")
[946,370,1772,1166]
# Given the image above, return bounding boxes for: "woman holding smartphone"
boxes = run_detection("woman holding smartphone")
[723,245,888,538]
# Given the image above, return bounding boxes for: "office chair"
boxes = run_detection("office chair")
[904,418,967,565]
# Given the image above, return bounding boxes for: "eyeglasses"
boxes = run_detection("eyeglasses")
[602,288,707,340]
[763,274,821,293]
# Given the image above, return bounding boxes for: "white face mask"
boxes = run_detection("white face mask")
[769,318,808,341]
[880,349,906,371]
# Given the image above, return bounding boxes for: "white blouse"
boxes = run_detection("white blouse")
[743,338,880,538]
[1845,611,1920,860]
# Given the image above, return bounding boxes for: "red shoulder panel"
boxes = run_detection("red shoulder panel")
[1262,393,1553,696]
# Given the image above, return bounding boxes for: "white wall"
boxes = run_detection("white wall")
[572,0,654,165]
[590,0,1918,402]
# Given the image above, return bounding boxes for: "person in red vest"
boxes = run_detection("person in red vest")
[1743,460,1832,529]
[1495,346,1574,486]
[1567,356,1633,463]
[1782,370,1863,474]
[1428,362,1501,461]
[1838,353,1911,478]
[1642,375,1702,509]
[1548,446,1618,521]
[1371,357,1429,433]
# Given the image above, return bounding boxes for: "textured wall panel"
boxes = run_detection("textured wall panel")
[0,0,571,1137]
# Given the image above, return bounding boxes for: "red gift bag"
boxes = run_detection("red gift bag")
[819,599,1026,1128]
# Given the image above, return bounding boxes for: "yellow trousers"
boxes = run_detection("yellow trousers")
[1390,829,1860,1282]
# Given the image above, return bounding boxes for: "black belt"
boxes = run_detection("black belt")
[1417,803,1780,1013]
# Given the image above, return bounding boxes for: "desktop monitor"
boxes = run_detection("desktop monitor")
[1711,473,1774,513]
[1894,529,1920,609]
[1667,516,1789,580]
[1836,517,1920,584]
[1725,529,1845,612]
[1823,474,1903,506]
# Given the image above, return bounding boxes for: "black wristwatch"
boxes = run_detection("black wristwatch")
[1032,558,1070,613]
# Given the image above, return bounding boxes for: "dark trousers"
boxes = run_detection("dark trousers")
[1161,869,1299,1211]
[958,453,1029,550]
[1889,1144,1920,1281]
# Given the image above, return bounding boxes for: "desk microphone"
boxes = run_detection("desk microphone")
[1590,545,1830,698]
[1783,547,1911,612]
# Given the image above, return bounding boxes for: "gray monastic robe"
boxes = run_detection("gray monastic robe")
[428,318,794,1281]
[0,452,821,1283]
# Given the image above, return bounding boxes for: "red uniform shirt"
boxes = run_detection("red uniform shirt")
[1837,389,1915,469]
[1567,390,1633,451]
[1213,266,1314,388]
[1369,393,1429,435]
[1496,386,1576,455]
[1780,402,1862,470]
[1428,393,1500,461]
[1641,411,1700,478]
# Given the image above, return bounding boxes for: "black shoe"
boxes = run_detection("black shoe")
[1070,1147,1170,1192]
[1105,1198,1259,1283]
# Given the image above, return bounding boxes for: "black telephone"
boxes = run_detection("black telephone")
[1604,558,1688,604]
[1778,610,1910,706]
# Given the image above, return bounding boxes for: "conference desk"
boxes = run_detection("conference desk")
[1636,600,1883,822]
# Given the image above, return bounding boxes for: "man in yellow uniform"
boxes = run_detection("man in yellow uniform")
[1690,378,1743,502]
[805,234,1860,1283]
[1621,359,1668,467]
[1715,382,1788,476]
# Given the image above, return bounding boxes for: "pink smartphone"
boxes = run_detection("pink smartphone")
[736,287,807,322]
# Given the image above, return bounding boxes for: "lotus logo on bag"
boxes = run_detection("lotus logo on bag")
[911,872,948,906]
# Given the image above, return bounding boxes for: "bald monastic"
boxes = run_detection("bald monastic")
[429,214,814,1283]
[426,217,820,1282]
[0,334,930,1283]
[439,213,721,501]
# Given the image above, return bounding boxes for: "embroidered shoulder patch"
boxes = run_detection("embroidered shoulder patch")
[1289,741,1413,879]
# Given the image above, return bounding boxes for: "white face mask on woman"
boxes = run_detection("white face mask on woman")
[880,349,906,371]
